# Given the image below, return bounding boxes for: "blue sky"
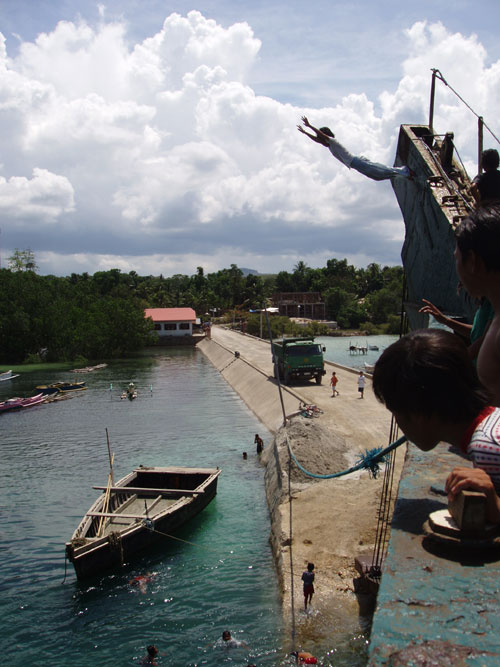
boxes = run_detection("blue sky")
[1,0,499,276]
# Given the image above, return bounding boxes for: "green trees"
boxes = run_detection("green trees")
[0,268,154,363]
[0,255,404,363]
[7,248,38,272]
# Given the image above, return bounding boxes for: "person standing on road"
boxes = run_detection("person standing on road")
[330,371,339,397]
[357,372,366,399]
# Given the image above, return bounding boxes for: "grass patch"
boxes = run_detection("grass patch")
[0,362,76,374]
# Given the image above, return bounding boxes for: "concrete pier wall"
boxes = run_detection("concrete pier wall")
[199,328,500,665]
[198,336,305,433]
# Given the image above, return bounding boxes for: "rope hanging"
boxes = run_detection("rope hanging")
[433,69,500,146]
[286,430,407,480]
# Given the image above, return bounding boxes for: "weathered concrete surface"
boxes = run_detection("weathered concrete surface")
[392,124,477,330]
[197,332,303,433]
[199,326,404,660]
[368,444,500,666]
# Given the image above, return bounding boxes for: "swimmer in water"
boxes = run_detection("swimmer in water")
[129,573,155,594]
[141,644,159,665]
[291,650,318,664]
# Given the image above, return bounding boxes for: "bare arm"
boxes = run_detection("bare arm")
[471,182,481,205]
[419,299,472,340]
[298,116,330,147]
[468,318,492,361]
[297,125,326,144]
[445,467,500,524]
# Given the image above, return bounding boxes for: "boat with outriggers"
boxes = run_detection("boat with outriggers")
[66,464,221,579]
[0,393,46,413]
[0,370,20,382]
[72,363,108,373]
[36,381,87,396]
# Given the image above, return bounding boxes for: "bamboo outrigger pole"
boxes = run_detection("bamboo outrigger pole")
[97,452,115,538]
[97,429,115,537]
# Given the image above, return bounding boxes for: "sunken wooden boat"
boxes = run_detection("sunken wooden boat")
[66,465,221,579]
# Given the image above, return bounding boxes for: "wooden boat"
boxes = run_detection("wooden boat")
[0,396,24,412]
[20,393,46,408]
[0,370,20,382]
[0,393,45,413]
[72,363,108,373]
[65,465,221,579]
[36,381,87,395]
[121,382,137,400]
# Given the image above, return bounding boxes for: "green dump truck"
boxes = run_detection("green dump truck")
[271,337,326,385]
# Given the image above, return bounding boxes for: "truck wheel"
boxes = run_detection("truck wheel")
[315,375,322,385]
[284,370,290,385]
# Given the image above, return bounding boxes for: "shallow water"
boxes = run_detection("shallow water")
[317,334,398,370]
[0,347,371,665]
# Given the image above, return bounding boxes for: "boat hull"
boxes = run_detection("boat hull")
[392,124,477,331]
[66,466,220,579]
[0,370,20,382]
[37,382,86,395]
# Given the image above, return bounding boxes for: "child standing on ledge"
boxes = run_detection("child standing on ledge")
[301,562,315,610]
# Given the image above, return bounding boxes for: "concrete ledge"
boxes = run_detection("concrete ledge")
[368,443,500,665]
[198,337,307,433]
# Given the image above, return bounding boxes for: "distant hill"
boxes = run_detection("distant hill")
[240,267,259,276]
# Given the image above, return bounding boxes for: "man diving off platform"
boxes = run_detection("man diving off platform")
[298,116,413,181]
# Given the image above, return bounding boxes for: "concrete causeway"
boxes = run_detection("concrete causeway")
[199,326,500,665]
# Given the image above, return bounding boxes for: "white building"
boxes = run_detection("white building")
[145,308,197,337]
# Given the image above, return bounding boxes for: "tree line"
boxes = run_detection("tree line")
[0,250,404,363]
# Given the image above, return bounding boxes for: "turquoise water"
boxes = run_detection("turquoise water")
[316,335,398,369]
[0,347,375,665]
[0,349,282,666]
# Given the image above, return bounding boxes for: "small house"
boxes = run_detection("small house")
[145,308,197,338]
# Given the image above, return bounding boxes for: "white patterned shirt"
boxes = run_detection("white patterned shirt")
[461,406,500,492]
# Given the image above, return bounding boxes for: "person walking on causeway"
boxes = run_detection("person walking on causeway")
[330,371,339,396]
[357,371,366,399]
[298,116,413,182]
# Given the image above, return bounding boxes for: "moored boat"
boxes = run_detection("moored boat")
[65,465,221,579]
[36,381,87,395]
[72,363,108,373]
[0,397,24,412]
[20,393,46,408]
[121,382,137,400]
[0,393,46,413]
[0,370,20,382]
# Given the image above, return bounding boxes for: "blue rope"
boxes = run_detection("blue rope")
[287,435,407,480]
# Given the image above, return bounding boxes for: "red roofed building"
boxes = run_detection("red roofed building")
[145,308,197,338]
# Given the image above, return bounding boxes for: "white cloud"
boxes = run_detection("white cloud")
[0,14,499,275]
[0,168,74,222]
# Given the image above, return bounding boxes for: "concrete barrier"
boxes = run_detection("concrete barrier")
[198,336,307,433]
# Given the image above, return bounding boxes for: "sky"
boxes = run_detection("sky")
[0,0,499,277]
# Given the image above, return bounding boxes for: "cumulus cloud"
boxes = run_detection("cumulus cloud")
[0,168,74,223]
[0,13,498,275]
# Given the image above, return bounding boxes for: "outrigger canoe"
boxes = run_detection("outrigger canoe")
[65,465,221,579]
[72,364,108,373]
[36,381,86,395]
[0,393,45,413]
[0,370,20,382]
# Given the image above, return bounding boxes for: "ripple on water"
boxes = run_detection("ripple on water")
[0,351,368,666]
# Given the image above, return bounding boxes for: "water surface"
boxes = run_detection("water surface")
[0,346,372,665]
[0,349,281,665]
